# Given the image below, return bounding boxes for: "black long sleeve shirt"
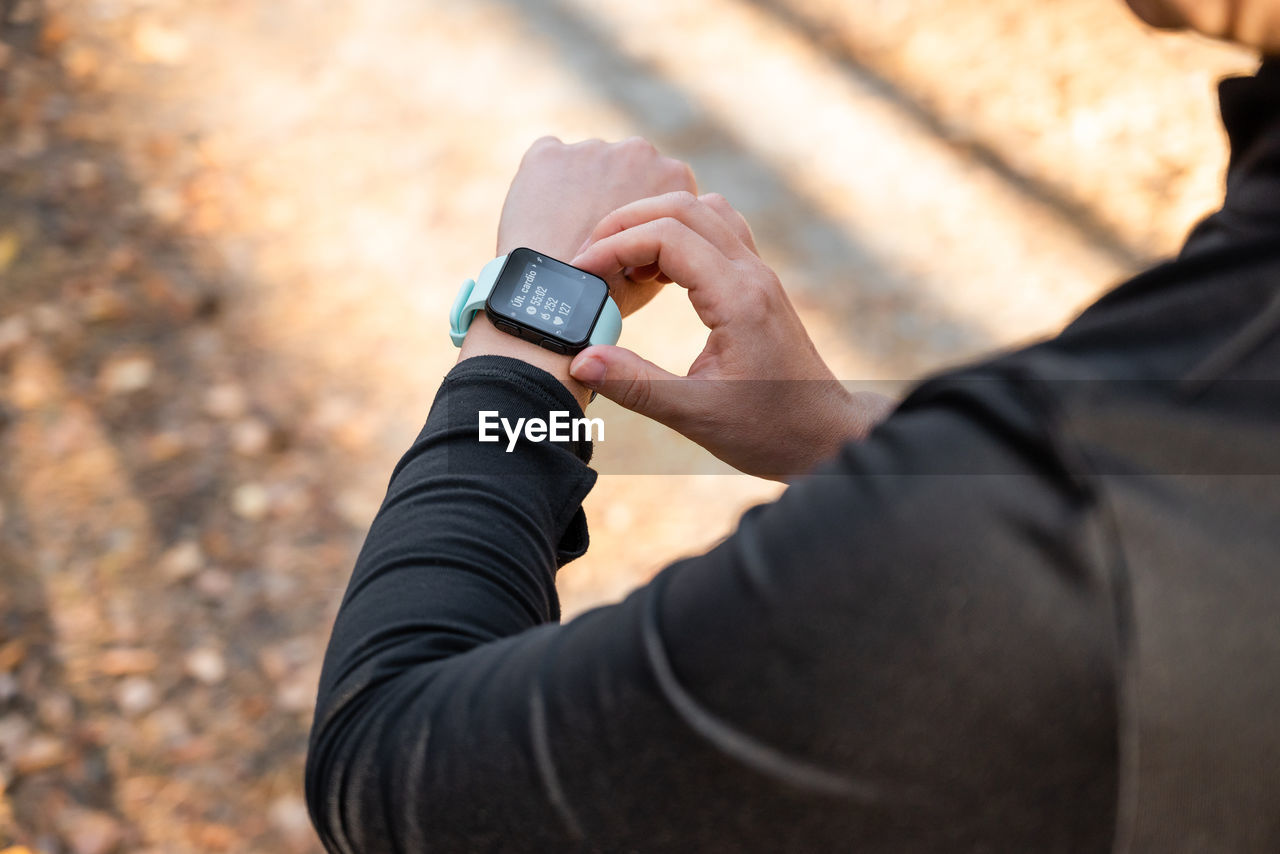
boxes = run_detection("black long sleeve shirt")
[306,62,1280,852]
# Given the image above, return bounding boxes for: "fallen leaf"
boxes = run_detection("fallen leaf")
[14,734,67,774]
[204,383,248,419]
[230,417,271,456]
[131,21,189,65]
[38,12,72,54]
[0,639,26,673]
[115,677,158,716]
[231,483,270,521]
[63,46,99,81]
[98,354,155,395]
[0,314,30,355]
[99,648,160,676]
[159,540,204,581]
[59,807,125,854]
[184,647,226,685]
[0,232,20,273]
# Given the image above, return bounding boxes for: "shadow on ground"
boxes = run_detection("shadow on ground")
[1,6,354,850]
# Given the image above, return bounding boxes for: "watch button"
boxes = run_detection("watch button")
[493,320,520,336]
[539,339,567,355]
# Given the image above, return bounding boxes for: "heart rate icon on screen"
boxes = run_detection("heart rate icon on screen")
[553,317,564,326]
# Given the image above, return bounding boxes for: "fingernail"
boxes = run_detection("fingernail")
[570,355,606,388]
[575,238,592,256]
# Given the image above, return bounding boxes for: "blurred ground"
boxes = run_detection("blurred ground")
[0,0,1254,850]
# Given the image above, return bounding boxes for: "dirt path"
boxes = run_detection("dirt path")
[0,0,1252,850]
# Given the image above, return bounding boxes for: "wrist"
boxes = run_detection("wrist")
[458,314,593,410]
[845,390,895,438]
[787,387,894,476]
[496,233,582,263]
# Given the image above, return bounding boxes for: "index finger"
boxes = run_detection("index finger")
[573,217,741,329]
[584,191,751,261]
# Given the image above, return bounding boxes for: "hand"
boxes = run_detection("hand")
[495,136,696,317]
[462,137,696,409]
[567,191,895,479]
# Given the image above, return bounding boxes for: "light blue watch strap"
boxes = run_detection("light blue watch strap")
[450,254,623,349]
[589,296,623,347]
[449,254,508,347]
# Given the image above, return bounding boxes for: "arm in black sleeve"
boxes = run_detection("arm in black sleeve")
[305,355,596,850]
[305,359,1122,853]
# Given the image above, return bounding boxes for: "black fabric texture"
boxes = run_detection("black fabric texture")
[307,62,1280,853]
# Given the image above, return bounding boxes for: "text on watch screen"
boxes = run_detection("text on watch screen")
[505,259,587,331]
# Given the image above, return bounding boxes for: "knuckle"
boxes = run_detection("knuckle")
[751,262,782,290]
[654,216,683,238]
[680,165,698,192]
[617,372,652,412]
[737,266,774,300]
[663,158,695,186]
[622,135,657,153]
[668,190,698,211]
[706,195,735,219]
[758,276,788,312]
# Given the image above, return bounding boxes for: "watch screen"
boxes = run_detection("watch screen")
[487,248,608,345]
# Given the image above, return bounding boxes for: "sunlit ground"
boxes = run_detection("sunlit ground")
[0,0,1253,849]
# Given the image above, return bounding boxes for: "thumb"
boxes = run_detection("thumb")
[569,345,683,422]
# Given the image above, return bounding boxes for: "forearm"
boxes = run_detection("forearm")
[305,356,597,852]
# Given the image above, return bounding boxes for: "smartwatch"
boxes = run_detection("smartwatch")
[449,247,622,355]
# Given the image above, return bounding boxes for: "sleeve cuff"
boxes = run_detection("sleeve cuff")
[434,355,596,565]
[443,355,594,466]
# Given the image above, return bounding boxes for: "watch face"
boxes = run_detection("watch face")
[486,248,608,348]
